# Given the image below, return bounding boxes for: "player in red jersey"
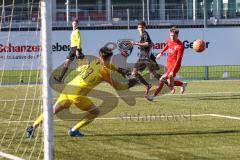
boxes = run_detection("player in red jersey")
[146,27,187,101]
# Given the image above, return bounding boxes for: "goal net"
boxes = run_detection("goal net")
[0,0,53,159]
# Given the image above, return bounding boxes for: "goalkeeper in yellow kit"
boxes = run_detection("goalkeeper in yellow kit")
[26,47,136,137]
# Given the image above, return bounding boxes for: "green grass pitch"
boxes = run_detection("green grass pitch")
[0,80,240,159]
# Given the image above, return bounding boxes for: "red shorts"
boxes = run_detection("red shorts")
[165,66,180,78]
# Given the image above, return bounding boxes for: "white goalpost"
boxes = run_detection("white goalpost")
[40,0,54,160]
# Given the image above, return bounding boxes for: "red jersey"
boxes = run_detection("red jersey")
[160,38,184,73]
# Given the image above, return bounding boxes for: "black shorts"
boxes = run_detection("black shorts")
[134,58,160,72]
[66,47,83,61]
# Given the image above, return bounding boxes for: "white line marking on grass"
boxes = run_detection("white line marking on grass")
[208,114,240,121]
[189,80,240,83]
[0,91,240,102]
[0,151,24,160]
[97,114,240,121]
[1,114,240,124]
[163,91,240,96]
[0,99,42,102]
[0,114,235,124]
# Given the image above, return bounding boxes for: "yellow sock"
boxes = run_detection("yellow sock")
[33,114,43,128]
[72,113,96,131]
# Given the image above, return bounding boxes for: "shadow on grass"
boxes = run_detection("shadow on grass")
[54,130,240,138]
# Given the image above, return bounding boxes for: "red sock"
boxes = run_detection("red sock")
[174,80,183,86]
[154,82,164,96]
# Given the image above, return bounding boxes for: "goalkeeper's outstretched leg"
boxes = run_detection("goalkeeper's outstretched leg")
[26,99,99,138]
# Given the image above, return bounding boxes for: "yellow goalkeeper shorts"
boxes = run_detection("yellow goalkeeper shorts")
[56,94,94,111]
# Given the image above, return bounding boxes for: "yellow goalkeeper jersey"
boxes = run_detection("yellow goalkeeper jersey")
[70,28,82,49]
[63,60,129,96]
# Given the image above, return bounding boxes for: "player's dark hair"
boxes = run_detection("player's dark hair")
[138,21,146,27]
[170,26,179,35]
[99,47,113,60]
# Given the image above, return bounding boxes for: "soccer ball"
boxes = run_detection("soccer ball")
[193,40,205,53]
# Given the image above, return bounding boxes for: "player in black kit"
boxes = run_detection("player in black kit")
[131,21,162,98]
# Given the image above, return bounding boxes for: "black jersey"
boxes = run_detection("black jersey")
[139,31,152,53]
[138,31,152,59]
